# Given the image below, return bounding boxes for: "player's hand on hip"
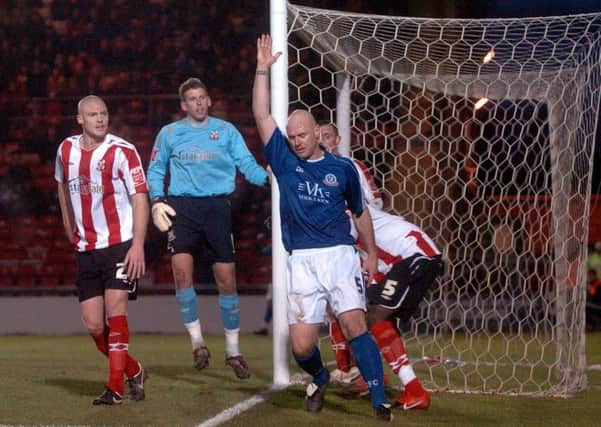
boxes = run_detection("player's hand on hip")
[151,198,176,232]
[257,34,282,70]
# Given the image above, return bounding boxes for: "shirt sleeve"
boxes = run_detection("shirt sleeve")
[344,160,365,216]
[147,126,170,198]
[54,146,65,183]
[228,124,268,186]
[119,147,149,195]
[263,127,298,178]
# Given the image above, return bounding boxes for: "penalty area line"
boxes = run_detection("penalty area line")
[196,384,287,427]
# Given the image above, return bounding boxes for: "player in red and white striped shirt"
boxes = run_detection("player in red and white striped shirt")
[320,123,444,410]
[55,95,149,406]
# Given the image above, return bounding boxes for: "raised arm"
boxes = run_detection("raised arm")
[253,34,281,145]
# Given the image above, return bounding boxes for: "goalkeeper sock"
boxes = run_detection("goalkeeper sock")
[220,294,241,355]
[177,287,204,348]
[91,327,140,378]
[293,346,329,387]
[219,294,241,330]
[107,315,129,395]
[349,332,387,408]
[371,320,422,391]
[224,328,240,357]
[329,318,353,372]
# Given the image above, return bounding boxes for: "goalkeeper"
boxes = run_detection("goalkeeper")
[147,77,268,379]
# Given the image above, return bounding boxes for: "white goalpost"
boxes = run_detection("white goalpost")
[270,1,601,397]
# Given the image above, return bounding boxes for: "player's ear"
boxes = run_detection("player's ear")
[180,99,188,113]
[207,96,212,108]
[76,114,83,125]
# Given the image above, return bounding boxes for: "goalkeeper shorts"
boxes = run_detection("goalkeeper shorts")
[167,195,234,263]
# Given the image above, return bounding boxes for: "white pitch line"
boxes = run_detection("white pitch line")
[196,384,291,427]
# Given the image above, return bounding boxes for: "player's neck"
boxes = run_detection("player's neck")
[185,116,210,128]
[80,133,106,151]
[306,147,325,161]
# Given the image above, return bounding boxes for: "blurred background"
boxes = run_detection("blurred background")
[0,0,599,298]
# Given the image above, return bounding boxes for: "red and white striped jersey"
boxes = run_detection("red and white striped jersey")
[352,159,383,209]
[55,133,148,252]
[353,205,440,282]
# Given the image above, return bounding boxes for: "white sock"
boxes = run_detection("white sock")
[399,364,417,386]
[224,328,240,357]
[185,319,204,349]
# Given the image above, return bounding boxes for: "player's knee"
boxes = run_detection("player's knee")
[338,311,368,340]
[291,340,314,357]
[82,317,104,334]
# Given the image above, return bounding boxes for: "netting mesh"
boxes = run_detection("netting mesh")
[286,3,601,396]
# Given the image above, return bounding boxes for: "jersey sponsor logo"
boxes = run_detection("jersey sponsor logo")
[131,166,145,186]
[323,173,339,187]
[295,166,304,173]
[177,149,217,162]
[298,181,330,203]
[210,130,219,140]
[68,176,104,195]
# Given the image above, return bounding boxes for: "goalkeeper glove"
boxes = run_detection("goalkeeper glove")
[151,197,176,232]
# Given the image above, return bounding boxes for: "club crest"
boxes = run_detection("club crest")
[323,173,338,187]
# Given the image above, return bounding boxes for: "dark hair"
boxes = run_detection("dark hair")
[178,78,208,100]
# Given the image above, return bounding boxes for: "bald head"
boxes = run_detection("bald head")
[287,109,317,129]
[286,109,322,160]
[77,95,106,115]
[77,95,109,143]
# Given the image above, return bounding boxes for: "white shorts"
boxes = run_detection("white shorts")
[286,245,366,325]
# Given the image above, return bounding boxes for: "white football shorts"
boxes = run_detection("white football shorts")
[286,245,366,325]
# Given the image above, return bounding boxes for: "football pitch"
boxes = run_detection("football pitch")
[1,332,600,426]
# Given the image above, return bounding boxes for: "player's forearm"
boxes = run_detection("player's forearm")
[130,193,149,247]
[353,208,377,258]
[252,68,274,143]
[57,183,75,244]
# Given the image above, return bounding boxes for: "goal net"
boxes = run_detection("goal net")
[284,3,601,397]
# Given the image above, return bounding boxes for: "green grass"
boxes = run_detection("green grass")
[0,333,600,426]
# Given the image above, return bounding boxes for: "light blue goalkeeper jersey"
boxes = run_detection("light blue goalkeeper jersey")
[147,117,268,198]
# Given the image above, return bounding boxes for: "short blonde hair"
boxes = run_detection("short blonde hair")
[178,78,208,100]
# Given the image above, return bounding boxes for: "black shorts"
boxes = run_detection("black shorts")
[75,240,138,302]
[366,254,444,322]
[167,196,234,263]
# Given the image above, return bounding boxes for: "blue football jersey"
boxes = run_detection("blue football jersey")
[147,117,267,198]
[264,127,364,252]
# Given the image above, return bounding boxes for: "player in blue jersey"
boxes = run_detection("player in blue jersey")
[147,77,268,379]
[252,34,392,422]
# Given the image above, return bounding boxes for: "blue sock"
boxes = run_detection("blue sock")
[176,287,199,324]
[293,346,330,386]
[219,294,240,330]
[350,332,387,407]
